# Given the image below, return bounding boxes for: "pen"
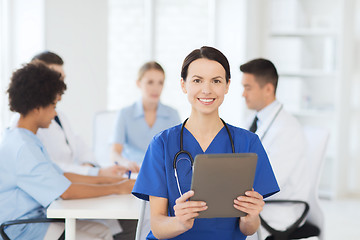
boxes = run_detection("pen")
[115,161,131,179]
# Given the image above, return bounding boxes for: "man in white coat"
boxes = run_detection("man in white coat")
[240,58,308,239]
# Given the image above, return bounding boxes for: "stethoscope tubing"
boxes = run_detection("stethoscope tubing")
[173,118,235,196]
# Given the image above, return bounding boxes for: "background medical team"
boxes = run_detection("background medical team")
[0,62,135,240]
[0,46,309,239]
[10,51,127,177]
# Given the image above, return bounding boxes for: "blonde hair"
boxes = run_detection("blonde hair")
[137,61,165,82]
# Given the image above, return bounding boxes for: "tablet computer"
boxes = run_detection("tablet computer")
[190,153,257,218]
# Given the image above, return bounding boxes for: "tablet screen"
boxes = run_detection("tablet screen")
[190,153,257,218]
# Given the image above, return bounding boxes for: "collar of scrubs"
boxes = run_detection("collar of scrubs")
[256,100,281,134]
[10,127,43,147]
[133,99,171,119]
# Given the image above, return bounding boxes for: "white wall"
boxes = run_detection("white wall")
[44,0,108,145]
[346,0,360,196]
[0,0,44,132]
[0,0,10,131]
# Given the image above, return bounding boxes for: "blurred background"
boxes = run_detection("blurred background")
[0,0,359,237]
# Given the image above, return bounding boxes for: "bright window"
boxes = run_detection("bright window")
[0,0,10,132]
[108,0,247,124]
[0,0,44,132]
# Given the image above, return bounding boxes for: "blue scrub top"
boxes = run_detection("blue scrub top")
[111,100,181,164]
[132,123,279,240]
[0,128,71,240]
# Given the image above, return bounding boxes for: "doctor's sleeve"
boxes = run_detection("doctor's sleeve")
[132,137,168,201]
[250,136,280,199]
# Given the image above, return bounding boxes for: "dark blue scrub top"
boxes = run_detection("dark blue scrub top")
[133,123,279,240]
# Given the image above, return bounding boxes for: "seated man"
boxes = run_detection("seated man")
[240,58,307,239]
[0,62,135,239]
[10,51,124,177]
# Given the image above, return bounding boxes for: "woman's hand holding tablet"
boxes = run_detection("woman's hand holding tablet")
[173,190,208,231]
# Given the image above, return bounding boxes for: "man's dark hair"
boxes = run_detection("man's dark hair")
[32,51,64,65]
[181,46,231,83]
[7,62,67,116]
[240,58,278,93]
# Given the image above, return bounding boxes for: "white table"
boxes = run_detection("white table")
[47,194,141,240]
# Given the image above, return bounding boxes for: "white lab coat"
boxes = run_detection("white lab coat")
[246,100,308,239]
[10,111,99,176]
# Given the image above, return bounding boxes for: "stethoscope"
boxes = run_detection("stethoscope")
[173,118,235,196]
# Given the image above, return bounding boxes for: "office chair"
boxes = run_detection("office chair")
[92,110,118,167]
[0,218,65,240]
[259,126,330,240]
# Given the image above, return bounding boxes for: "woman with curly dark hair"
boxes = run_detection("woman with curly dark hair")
[8,62,66,125]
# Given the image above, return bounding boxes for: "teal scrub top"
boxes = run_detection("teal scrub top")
[132,123,280,240]
[0,128,71,240]
[111,100,181,164]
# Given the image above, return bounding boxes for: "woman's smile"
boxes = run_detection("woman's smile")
[198,98,215,105]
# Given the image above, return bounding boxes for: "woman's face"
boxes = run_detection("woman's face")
[137,69,165,104]
[181,58,230,116]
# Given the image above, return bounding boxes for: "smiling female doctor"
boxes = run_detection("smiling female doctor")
[132,46,279,240]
